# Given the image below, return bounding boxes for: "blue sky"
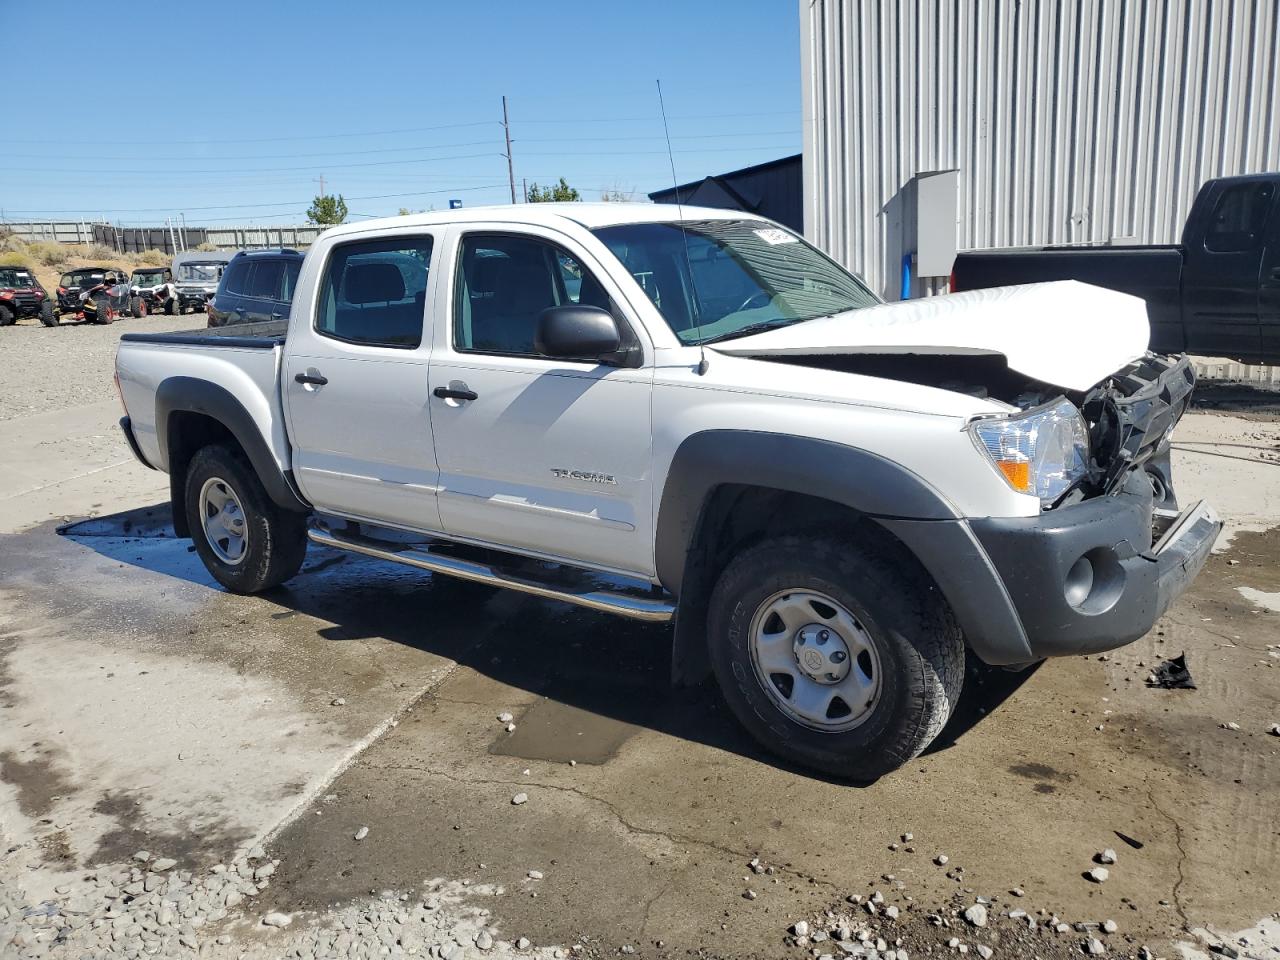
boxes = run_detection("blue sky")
[4,1,800,226]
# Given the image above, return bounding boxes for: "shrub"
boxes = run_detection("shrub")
[85,243,118,260]
[26,241,69,267]
[137,248,169,265]
[0,250,28,267]
[195,241,218,252]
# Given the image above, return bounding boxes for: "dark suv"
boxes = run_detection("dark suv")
[0,265,55,326]
[206,249,303,328]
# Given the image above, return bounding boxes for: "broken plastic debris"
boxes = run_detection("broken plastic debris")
[1146,653,1195,690]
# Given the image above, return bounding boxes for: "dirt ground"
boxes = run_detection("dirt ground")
[1,317,1278,960]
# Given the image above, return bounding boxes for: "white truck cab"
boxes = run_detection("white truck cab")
[114,203,1220,779]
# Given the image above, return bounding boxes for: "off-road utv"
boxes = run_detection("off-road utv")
[0,265,56,327]
[80,271,142,324]
[56,267,112,318]
[130,266,178,314]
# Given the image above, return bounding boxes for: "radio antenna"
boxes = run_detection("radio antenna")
[657,79,708,375]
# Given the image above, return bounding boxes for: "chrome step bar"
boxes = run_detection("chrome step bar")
[307,525,675,623]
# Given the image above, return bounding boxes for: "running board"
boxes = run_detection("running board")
[307,524,675,623]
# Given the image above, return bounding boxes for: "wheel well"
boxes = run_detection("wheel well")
[670,484,941,685]
[165,412,240,538]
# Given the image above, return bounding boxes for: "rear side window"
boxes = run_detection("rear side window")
[247,260,284,299]
[316,237,433,348]
[1205,182,1275,253]
[222,260,250,296]
[282,260,302,303]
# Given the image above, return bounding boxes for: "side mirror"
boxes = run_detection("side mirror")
[535,305,621,361]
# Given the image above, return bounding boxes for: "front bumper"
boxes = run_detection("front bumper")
[878,474,1221,665]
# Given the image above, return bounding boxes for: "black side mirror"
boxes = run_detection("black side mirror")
[535,305,621,361]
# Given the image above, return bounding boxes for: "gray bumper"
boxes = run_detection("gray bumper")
[878,486,1222,665]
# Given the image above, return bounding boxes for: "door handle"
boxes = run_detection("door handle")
[433,386,478,401]
[271,312,284,319]
[234,306,246,314]
[294,372,328,386]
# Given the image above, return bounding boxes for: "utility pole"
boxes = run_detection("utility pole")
[502,96,517,203]
[315,174,325,198]
[522,178,528,203]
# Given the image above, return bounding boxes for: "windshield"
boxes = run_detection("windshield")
[178,263,223,282]
[0,268,37,288]
[66,270,105,287]
[593,219,878,345]
[133,270,166,284]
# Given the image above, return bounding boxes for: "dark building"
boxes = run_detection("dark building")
[648,154,802,233]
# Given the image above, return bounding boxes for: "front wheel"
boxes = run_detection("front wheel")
[184,443,307,594]
[40,300,57,326]
[0,305,13,327]
[130,296,147,318]
[707,535,964,780]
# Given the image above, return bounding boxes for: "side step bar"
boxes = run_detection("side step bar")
[307,525,676,623]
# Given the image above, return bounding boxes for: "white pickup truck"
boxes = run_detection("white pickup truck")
[114,204,1220,779]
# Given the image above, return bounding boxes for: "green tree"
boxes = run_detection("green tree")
[526,177,581,203]
[307,194,349,225]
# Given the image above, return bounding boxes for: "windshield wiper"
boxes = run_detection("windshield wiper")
[699,316,810,345]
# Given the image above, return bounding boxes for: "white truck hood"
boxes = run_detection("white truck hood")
[712,280,1150,392]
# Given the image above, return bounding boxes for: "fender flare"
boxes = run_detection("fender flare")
[156,377,308,536]
[654,430,1033,680]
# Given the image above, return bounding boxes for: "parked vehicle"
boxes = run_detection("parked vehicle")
[207,249,304,327]
[130,267,179,315]
[56,266,112,318]
[952,173,1280,364]
[115,204,1220,779]
[0,265,56,327]
[173,251,235,313]
[81,271,140,324]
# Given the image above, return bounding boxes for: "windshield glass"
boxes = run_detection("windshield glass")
[0,268,37,288]
[67,270,106,287]
[178,263,223,282]
[593,219,877,344]
[133,270,166,284]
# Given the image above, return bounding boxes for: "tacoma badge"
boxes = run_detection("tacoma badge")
[551,468,617,485]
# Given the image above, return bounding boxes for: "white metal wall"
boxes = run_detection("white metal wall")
[801,0,1280,299]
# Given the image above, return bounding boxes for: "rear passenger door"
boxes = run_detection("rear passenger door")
[242,259,286,324]
[282,232,444,533]
[1182,180,1274,360]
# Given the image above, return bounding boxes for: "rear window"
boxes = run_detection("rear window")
[0,269,36,287]
[1205,182,1275,253]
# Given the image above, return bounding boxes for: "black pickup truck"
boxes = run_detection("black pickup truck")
[952,173,1280,364]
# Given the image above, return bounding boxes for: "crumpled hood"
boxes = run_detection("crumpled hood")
[712,280,1150,392]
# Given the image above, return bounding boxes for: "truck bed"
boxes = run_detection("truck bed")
[951,245,1185,353]
[119,318,288,348]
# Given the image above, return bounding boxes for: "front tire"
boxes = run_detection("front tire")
[130,296,147,318]
[40,301,57,326]
[0,305,13,327]
[707,535,964,780]
[184,443,307,594]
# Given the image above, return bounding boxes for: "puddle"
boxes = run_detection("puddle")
[489,699,642,765]
[1237,586,1280,612]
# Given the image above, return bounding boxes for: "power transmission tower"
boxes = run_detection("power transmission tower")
[502,96,517,203]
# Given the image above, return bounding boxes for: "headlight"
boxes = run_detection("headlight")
[968,398,1091,503]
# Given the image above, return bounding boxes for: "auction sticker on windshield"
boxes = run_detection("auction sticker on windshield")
[753,228,799,245]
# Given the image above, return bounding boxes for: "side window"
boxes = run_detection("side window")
[316,236,433,349]
[1205,182,1275,253]
[454,234,614,356]
[222,260,250,296]
[281,260,302,303]
[247,260,284,300]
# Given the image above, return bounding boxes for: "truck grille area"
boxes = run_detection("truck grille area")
[1080,353,1196,496]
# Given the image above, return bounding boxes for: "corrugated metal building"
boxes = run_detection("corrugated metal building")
[801,0,1280,299]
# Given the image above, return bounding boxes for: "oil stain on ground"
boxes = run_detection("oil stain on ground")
[489,700,643,765]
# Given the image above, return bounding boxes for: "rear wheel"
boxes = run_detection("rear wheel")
[0,305,13,327]
[707,534,964,780]
[39,300,57,326]
[130,296,147,318]
[184,443,307,594]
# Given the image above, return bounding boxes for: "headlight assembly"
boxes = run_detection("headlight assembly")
[968,398,1091,504]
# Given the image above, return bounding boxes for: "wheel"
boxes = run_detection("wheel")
[184,443,307,594]
[707,535,964,780]
[98,303,114,324]
[39,300,57,326]
[131,296,147,318]
[165,296,177,315]
[0,305,13,327]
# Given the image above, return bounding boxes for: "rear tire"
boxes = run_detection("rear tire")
[0,305,13,327]
[184,443,307,594]
[130,296,146,318]
[39,300,57,326]
[707,534,964,780]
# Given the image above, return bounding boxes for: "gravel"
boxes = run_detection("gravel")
[1087,867,1111,883]
[0,312,202,420]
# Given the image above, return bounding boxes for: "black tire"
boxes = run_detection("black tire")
[184,443,308,594]
[0,305,13,327]
[129,296,145,318]
[707,534,964,780]
[165,296,177,315]
[39,300,57,327]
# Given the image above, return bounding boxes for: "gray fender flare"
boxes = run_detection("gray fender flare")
[654,430,1033,681]
[155,377,308,536]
